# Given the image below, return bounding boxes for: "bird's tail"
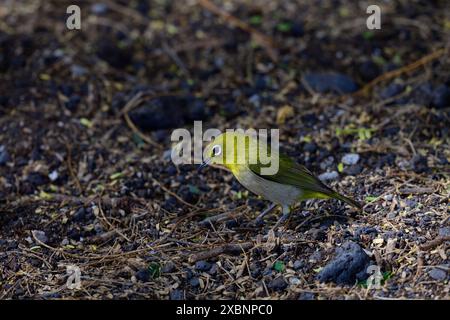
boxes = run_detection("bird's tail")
[331,191,363,210]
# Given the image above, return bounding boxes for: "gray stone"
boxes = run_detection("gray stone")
[268,276,288,291]
[195,260,212,272]
[303,72,358,94]
[293,260,304,270]
[0,145,10,165]
[32,230,48,244]
[318,171,339,182]
[428,268,447,281]
[342,153,360,165]
[170,289,184,300]
[438,227,450,237]
[162,261,176,273]
[317,241,371,285]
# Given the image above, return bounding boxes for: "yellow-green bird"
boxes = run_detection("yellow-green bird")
[199,131,362,225]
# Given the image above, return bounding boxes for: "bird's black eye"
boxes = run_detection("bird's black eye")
[212,145,222,156]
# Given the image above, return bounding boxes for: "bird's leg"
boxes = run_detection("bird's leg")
[255,202,277,224]
[273,205,291,229]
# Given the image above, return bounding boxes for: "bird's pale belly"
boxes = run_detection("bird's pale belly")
[232,165,302,206]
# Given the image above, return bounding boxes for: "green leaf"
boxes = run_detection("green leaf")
[80,118,93,128]
[337,163,344,173]
[273,261,285,272]
[339,7,350,17]
[249,15,262,25]
[358,270,392,288]
[358,130,366,141]
[132,133,145,148]
[301,135,312,143]
[110,172,124,180]
[166,24,178,35]
[372,55,386,66]
[39,190,53,200]
[277,21,292,33]
[362,31,374,40]
[392,53,402,65]
[39,73,51,81]
[188,185,201,195]
[148,262,161,279]
[365,196,378,202]
[383,271,393,282]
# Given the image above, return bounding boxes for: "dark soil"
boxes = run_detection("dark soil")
[0,0,449,299]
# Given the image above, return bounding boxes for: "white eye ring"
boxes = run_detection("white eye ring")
[212,145,222,156]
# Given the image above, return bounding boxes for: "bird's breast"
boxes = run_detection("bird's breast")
[231,165,302,206]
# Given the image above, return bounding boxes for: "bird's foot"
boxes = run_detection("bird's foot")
[272,211,290,229]
[253,203,277,225]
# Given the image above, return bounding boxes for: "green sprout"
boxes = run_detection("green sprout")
[273,261,286,272]
[148,262,161,279]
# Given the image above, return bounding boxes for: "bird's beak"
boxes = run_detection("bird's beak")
[198,158,211,172]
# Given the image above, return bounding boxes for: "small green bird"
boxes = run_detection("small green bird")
[199,131,362,225]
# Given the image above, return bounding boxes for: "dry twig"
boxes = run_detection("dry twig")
[419,236,450,251]
[355,48,447,97]
[189,241,254,263]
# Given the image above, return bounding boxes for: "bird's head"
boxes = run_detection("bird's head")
[200,131,256,171]
[199,131,277,173]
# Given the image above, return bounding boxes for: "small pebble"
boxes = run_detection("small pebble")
[48,170,58,181]
[208,263,218,275]
[298,292,315,300]
[431,85,450,109]
[71,65,88,77]
[411,155,429,173]
[405,199,417,208]
[344,164,363,176]
[438,227,450,237]
[380,83,404,99]
[303,142,317,153]
[428,268,447,281]
[32,230,48,244]
[303,72,358,94]
[73,207,86,222]
[308,251,322,263]
[319,156,335,170]
[268,276,288,291]
[341,153,360,165]
[262,267,273,277]
[189,277,200,287]
[195,260,212,272]
[318,171,339,181]
[162,262,176,273]
[293,260,304,270]
[0,145,10,165]
[248,94,261,108]
[162,149,172,161]
[91,3,108,14]
[135,269,150,282]
[170,289,184,300]
[183,268,194,280]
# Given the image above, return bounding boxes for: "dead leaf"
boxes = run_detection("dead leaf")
[276,105,294,125]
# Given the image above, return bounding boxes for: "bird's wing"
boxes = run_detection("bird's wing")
[244,137,361,208]
[248,152,334,197]
[248,152,362,209]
